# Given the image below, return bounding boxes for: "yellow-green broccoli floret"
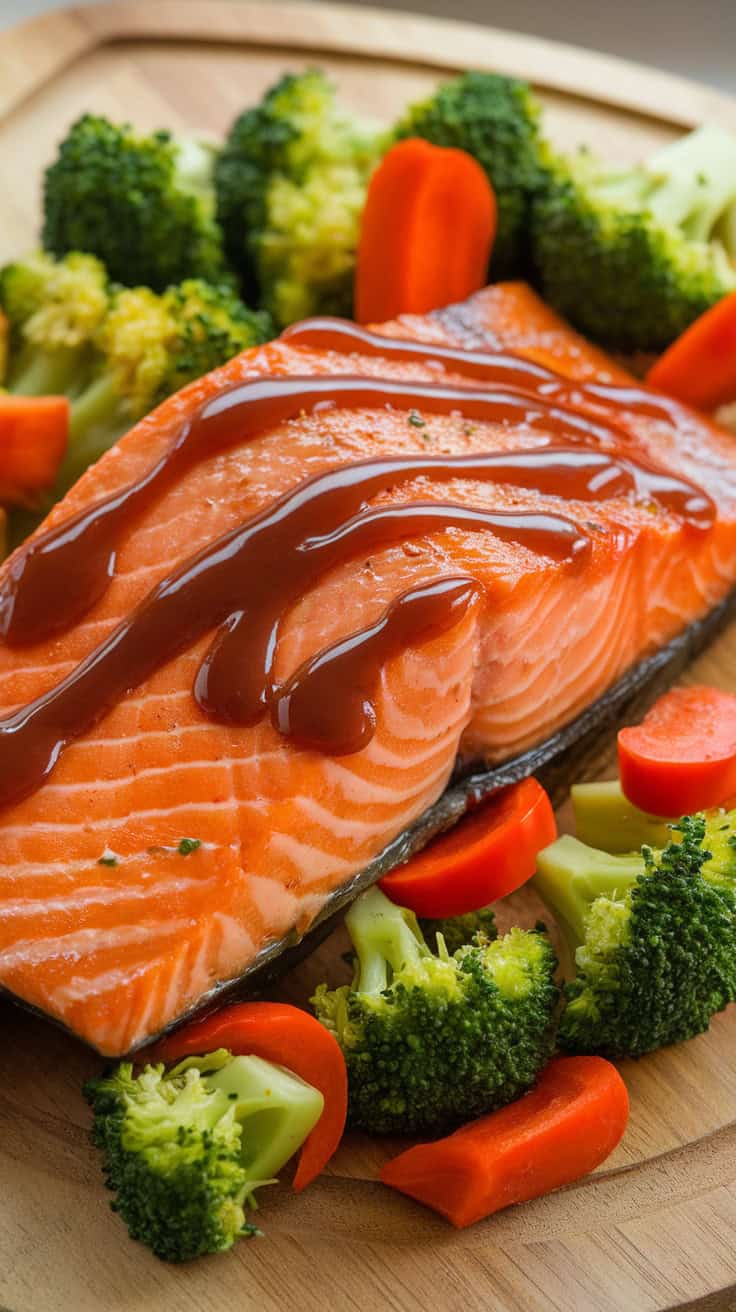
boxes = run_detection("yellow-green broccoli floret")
[312,887,558,1136]
[393,71,550,279]
[531,124,736,351]
[84,1049,323,1263]
[534,812,736,1058]
[43,114,227,291]
[1,250,109,394]
[215,70,386,327]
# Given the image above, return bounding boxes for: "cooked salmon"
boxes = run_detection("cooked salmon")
[1,282,736,1055]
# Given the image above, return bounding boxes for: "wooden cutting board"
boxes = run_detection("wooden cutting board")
[2,4,736,1310]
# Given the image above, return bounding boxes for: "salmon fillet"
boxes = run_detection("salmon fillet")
[1,282,736,1054]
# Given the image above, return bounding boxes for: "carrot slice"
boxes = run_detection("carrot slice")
[618,684,736,816]
[378,777,556,917]
[380,1056,629,1228]
[646,291,736,410]
[0,393,69,506]
[149,1001,347,1192]
[355,137,497,324]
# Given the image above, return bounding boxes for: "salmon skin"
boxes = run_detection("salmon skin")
[1,282,736,1055]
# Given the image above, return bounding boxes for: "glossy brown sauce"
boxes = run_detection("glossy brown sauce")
[0,325,718,804]
[0,451,596,806]
[0,375,640,648]
[281,317,688,425]
[271,577,481,754]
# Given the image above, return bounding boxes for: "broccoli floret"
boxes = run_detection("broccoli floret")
[418,904,497,955]
[1,249,109,394]
[534,812,736,1058]
[84,1048,323,1262]
[160,278,272,396]
[215,70,386,327]
[393,72,549,278]
[312,886,558,1136]
[531,124,736,351]
[0,254,271,523]
[43,114,226,291]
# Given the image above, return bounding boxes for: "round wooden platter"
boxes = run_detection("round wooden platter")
[2,4,736,1310]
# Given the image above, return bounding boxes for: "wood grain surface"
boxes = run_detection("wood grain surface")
[2,5,736,1311]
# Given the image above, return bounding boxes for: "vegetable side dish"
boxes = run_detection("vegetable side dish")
[1,56,736,1276]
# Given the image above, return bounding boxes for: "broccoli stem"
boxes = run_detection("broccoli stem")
[345,886,428,994]
[68,372,120,439]
[717,201,736,259]
[8,342,84,396]
[36,373,129,499]
[534,835,643,958]
[204,1054,324,1192]
[571,780,673,853]
[646,124,736,239]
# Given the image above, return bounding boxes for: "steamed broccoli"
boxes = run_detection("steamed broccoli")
[531,124,736,351]
[393,72,549,278]
[0,249,109,396]
[534,812,736,1058]
[215,70,386,327]
[312,886,558,1136]
[418,904,497,955]
[43,114,227,291]
[0,252,271,515]
[84,1048,323,1262]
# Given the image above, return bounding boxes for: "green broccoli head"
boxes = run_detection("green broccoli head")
[160,278,272,397]
[531,124,736,352]
[418,904,497,955]
[0,249,108,350]
[42,114,226,291]
[534,813,736,1058]
[312,887,558,1136]
[84,1048,323,1263]
[393,71,548,278]
[215,70,386,327]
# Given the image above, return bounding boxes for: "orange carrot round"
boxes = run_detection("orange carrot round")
[618,684,736,816]
[355,137,497,324]
[380,1056,629,1229]
[646,291,736,411]
[149,1001,347,1192]
[379,777,556,917]
[0,394,68,506]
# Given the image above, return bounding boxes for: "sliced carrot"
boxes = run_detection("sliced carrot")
[148,1001,347,1192]
[646,291,736,411]
[355,137,497,324]
[0,393,69,506]
[378,777,556,917]
[380,1056,629,1229]
[618,684,736,816]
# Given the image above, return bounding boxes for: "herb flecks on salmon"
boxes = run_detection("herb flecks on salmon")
[0,282,735,1055]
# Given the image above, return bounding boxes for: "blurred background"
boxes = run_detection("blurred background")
[0,0,734,92]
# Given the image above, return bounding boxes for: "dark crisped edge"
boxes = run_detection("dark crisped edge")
[4,584,736,1054]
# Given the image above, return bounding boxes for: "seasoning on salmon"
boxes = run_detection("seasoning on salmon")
[1,281,735,1056]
